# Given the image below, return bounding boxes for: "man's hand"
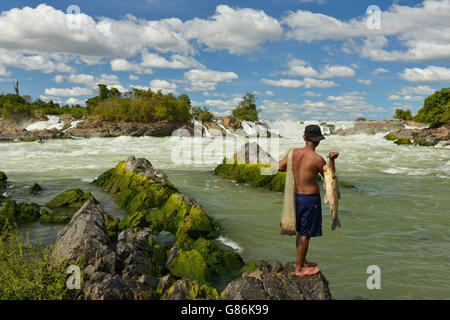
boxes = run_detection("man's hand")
[328,152,339,160]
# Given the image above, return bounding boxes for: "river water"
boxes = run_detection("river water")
[1,120,449,299]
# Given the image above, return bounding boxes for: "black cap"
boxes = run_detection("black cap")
[304,124,325,142]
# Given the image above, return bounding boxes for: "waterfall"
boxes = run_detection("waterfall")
[25,115,65,131]
[192,119,211,137]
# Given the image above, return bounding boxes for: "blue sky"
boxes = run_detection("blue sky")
[0,0,449,120]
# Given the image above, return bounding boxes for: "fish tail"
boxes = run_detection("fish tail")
[331,217,342,230]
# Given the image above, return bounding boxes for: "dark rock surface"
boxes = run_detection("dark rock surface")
[224,261,332,300]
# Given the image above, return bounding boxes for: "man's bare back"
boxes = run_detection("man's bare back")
[291,148,326,194]
[278,147,326,194]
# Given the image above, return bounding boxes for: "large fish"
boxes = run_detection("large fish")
[323,164,341,230]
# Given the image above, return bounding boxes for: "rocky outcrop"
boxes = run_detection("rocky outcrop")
[224,260,332,300]
[385,123,449,146]
[0,127,67,141]
[40,188,98,224]
[65,117,193,137]
[337,120,406,135]
[0,199,41,229]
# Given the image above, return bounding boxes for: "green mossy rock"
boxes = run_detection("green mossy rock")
[214,161,286,192]
[29,183,42,195]
[0,171,7,189]
[413,138,437,147]
[39,208,73,224]
[384,133,398,141]
[104,213,120,241]
[45,188,97,208]
[0,199,41,228]
[240,262,258,274]
[394,138,412,145]
[169,248,210,284]
[340,181,357,189]
[162,279,219,300]
[146,193,217,244]
[94,162,177,212]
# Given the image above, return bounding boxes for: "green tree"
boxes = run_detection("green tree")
[393,108,413,120]
[232,93,259,121]
[414,88,450,127]
[191,106,214,123]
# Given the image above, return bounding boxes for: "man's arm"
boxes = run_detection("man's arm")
[278,152,288,172]
[328,152,339,173]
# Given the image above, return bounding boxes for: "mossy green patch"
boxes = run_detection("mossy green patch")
[45,189,97,208]
[340,181,357,188]
[240,261,258,274]
[394,138,412,145]
[169,248,210,284]
[0,199,41,229]
[214,160,286,192]
[0,172,7,189]
[39,208,73,224]
[94,162,177,212]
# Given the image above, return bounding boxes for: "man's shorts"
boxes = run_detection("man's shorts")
[295,193,322,237]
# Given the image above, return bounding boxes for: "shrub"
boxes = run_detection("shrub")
[393,108,413,120]
[0,227,83,300]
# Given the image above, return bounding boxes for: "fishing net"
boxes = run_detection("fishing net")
[280,149,297,235]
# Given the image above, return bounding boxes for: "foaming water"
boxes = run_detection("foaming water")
[0,120,449,299]
[25,115,64,131]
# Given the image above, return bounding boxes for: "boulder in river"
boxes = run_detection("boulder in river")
[0,199,41,229]
[29,183,42,195]
[224,260,332,300]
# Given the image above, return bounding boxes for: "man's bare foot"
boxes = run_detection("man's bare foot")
[295,266,320,278]
[305,260,318,267]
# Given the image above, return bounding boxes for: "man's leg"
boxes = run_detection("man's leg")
[295,234,319,277]
[296,234,309,270]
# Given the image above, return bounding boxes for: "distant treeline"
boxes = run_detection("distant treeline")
[0,84,260,124]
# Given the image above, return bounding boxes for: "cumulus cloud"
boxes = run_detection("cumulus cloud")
[398,66,450,84]
[357,79,372,85]
[281,58,355,78]
[149,79,177,94]
[182,5,283,54]
[302,91,322,97]
[44,87,94,97]
[110,59,153,74]
[183,68,239,91]
[0,4,192,58]
[370,68,390,75]
[262,77,337,88]
[141,52,204,69]
[387,85,436,101]
[283,0,450,62]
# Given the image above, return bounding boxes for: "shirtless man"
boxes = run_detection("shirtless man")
[278,124,339,277]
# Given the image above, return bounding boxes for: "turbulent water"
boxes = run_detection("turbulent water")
[1,119,449,299]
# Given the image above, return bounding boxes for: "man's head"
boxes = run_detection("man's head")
[303,124,325,146]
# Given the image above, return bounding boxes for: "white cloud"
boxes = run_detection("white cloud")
[149,79,177,94]
[398,66,450,84]
[262,78,337,88]
[281,58,355,78]
[110,58,153,74]
[371,68,390,75]
[203,96,243,111]
[283,1,450,62]
[182,5,283,54]
[0,4,192,59]
[302,91,322,97]
[141,52,203,69]
[44,87,93,97]
[65,97,84,105]
[129,74,139,80]
[387,85,436,101]
[357,79,372,85]
[184,68,238,91]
